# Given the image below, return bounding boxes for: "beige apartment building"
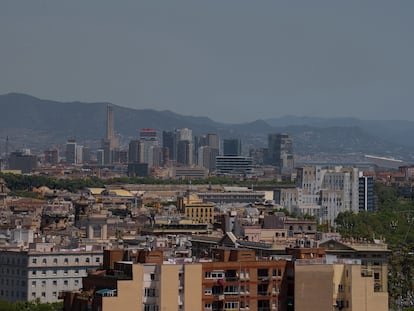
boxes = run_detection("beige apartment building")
[295,260,388,311]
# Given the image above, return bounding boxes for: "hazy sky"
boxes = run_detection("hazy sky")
[1,1,414,123]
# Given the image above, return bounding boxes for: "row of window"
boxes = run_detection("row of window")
[31,279,79,287]
[31,257,100,264]
[31,269,81,276]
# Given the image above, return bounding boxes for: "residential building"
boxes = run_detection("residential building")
[0,243,103,303]
[295,259,388,311]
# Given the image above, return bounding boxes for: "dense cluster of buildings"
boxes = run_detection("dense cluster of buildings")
[1,106,412,310]
[0,175,391,310]
[1,106,295,179]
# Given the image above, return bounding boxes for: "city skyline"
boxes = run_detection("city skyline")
[1,1,414,123]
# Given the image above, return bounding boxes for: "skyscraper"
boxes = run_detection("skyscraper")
[267,133,294,174]
[65,139,77,164]
[106,105,114,144]
[102,105,118,164]
[223,139,241,156]
[162,131,176,164]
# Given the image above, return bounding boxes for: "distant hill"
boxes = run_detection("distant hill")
[0,93,412,161]
[266,116,414,149]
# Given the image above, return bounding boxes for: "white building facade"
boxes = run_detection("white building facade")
[0,243,103,303]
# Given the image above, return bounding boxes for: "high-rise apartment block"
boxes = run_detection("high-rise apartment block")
[280,166,360,225]
[359,173,375,212]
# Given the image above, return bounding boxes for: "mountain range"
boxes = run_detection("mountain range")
[0,93,413,163]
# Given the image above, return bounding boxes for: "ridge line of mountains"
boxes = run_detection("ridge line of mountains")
[0,93,413,162]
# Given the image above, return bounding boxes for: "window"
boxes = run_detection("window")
[204,271,224,279]
[75,258,79,264]
[204,287,212,295]
[144,288,157,297]
[42,270,46,276]
[53,270,57,275]
[224,302,239,309]
[96,257,101,263]
[85,258,90,263]
[32,271,36,276]
[31,292,36,298]
[53,281,57,286]
[41,281,46,287]
[31,281,36,287]
[64,280,68,286]
[150,273,156,281]
[75,270,79,275]
[64,258,69,264]
[53,258,58,264]
[143,304,159,311]
[52,292,57,297]
[32,258,37,264]
[42,258,47,264]
[204,303,212,310]
[41,292,46,297]
[64,270,68,275]
[74,280,79,286]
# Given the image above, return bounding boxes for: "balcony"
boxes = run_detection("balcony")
[258,291,270,296]
[224,291,239,296]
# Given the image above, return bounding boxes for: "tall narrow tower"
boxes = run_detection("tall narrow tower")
[102,105,117,165]
[106,105,114,145]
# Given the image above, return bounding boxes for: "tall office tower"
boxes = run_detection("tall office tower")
[102,139,111,165]
[128,140,141,163]
[140,128,158,141]
[198,146,212,170]
[101,105,117,164]
[96,149,104,166]
[76,145,83,164]
[177,140,193,166]
[207,133,220,150]
[207,133,219,170]
[267,133,294,173]
[139,128,159,167]
[148,145,163,168]
[106,105,115,144]
[223,139,241,156]
[175,128,192,142]
[65,139,77,164]
[82,146,91,164]
[162,131,176,163]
